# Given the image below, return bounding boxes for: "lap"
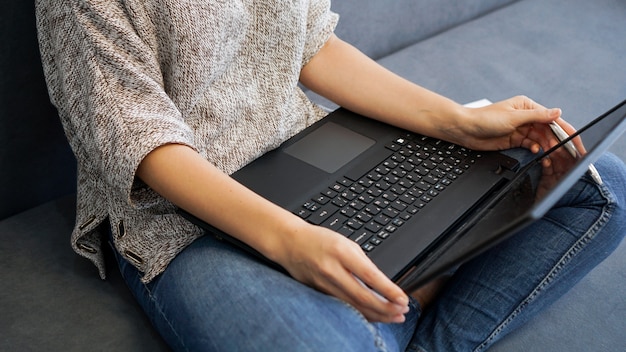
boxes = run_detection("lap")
[112,233,420,352]
[410,153,626,351]
[113,153,626,352]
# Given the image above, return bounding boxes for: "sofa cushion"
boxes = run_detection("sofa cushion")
[0,0,77,220]
[0,195,168,351]
[330,0,519,60]
[376,0,626,160]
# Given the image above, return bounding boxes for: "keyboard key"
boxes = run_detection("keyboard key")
[364,205,381,216]
[339,178,353,186]
[322,189,338,198]
[355,213,372,224]
[392,218,405,227]
[309,205,339,225]
[349,200,366,211]
[365,221,382,233]
[332,197,348,208]
[346,219,364,230]
[362,243,376,252]
[330,183,345,192]
[338,226,353,237]
[385,225,398,233]
[313,195,331,204]
[358,194,375,204]
[391,200,407,211]
[369,237,382,246]
[415,181,431,191]
[350,231,373,245]
[295,209,311,219]
[377,231,391,240]
[340,207,357,218]
[383,207,399,218]
[341,191,358,201]
[322,214,348,231]
[374,214,391,225]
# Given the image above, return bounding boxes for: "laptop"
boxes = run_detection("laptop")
[179,99,626,293]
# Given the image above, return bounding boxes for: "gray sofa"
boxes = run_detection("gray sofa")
[2,0,625,350]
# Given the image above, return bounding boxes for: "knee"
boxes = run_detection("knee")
[591,154,626,248]
[594,153,626,208]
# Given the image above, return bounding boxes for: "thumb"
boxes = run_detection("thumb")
[515,107,561,126]
[506,95,561,124]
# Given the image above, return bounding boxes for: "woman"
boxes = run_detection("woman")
[36,0,626,351]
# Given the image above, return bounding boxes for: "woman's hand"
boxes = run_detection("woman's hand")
[445,95,562,154]
[269,220,410,324]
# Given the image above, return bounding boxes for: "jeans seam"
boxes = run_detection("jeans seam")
[339,300,389,352]
[143,283,190,352]
[472,180,615,352]
[109,238,190,352]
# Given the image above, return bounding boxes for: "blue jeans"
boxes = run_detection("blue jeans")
[111,152,626,352]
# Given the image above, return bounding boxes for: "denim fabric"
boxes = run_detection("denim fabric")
[409,153,626,351]
[111,152,626,352]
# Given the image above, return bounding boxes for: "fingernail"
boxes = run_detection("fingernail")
[393,314,406,324]
[397,294,409,305]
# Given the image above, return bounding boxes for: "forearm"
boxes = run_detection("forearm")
[137,143,410,323]
[300,34,467,142]
[136,143,305,261]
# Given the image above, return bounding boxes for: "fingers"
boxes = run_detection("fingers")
[318,241,409,323]
[553,118,587,154]
[460,96,562,151]
[289,232,409,323]
[496,96,564,153]
[514,106,561,127]
[345,251,410,321]
[495,95,560,126]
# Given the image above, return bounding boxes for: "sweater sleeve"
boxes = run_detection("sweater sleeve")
[302,0,339,67]
[37,0,196,209]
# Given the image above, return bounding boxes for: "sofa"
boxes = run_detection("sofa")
[2,0,625,350]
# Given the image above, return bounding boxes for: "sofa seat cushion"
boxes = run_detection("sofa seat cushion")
[0,195,168,351]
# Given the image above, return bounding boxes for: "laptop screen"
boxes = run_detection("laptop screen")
[397,100,626,291]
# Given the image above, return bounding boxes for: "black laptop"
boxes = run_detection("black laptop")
[180,99,626,293]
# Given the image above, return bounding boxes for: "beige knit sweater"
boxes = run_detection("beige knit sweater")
[36,0,338,282]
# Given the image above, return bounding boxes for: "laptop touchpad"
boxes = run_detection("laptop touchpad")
[284,122,375,173]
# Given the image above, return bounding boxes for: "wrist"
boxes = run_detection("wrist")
[423,100,471,145]
[253,208,310,264]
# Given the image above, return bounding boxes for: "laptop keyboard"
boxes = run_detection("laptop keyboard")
[293,134,482,253]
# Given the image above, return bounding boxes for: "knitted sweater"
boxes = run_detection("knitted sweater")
[36,0,338,282]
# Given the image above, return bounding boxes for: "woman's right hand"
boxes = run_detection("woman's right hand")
[268,219,410,323]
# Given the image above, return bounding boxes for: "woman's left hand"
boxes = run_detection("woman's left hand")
[444,95,562,154]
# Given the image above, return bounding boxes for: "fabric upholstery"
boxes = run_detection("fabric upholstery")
[2,0,624,350]
[376,0,626,161]
[0,196,168,351]
[0,1,76,219]
[330,0,519,60]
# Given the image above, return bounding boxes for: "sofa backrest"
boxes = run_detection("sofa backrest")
[0,1,76,220]
[0,0,520,220]
[331,0,519,60]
